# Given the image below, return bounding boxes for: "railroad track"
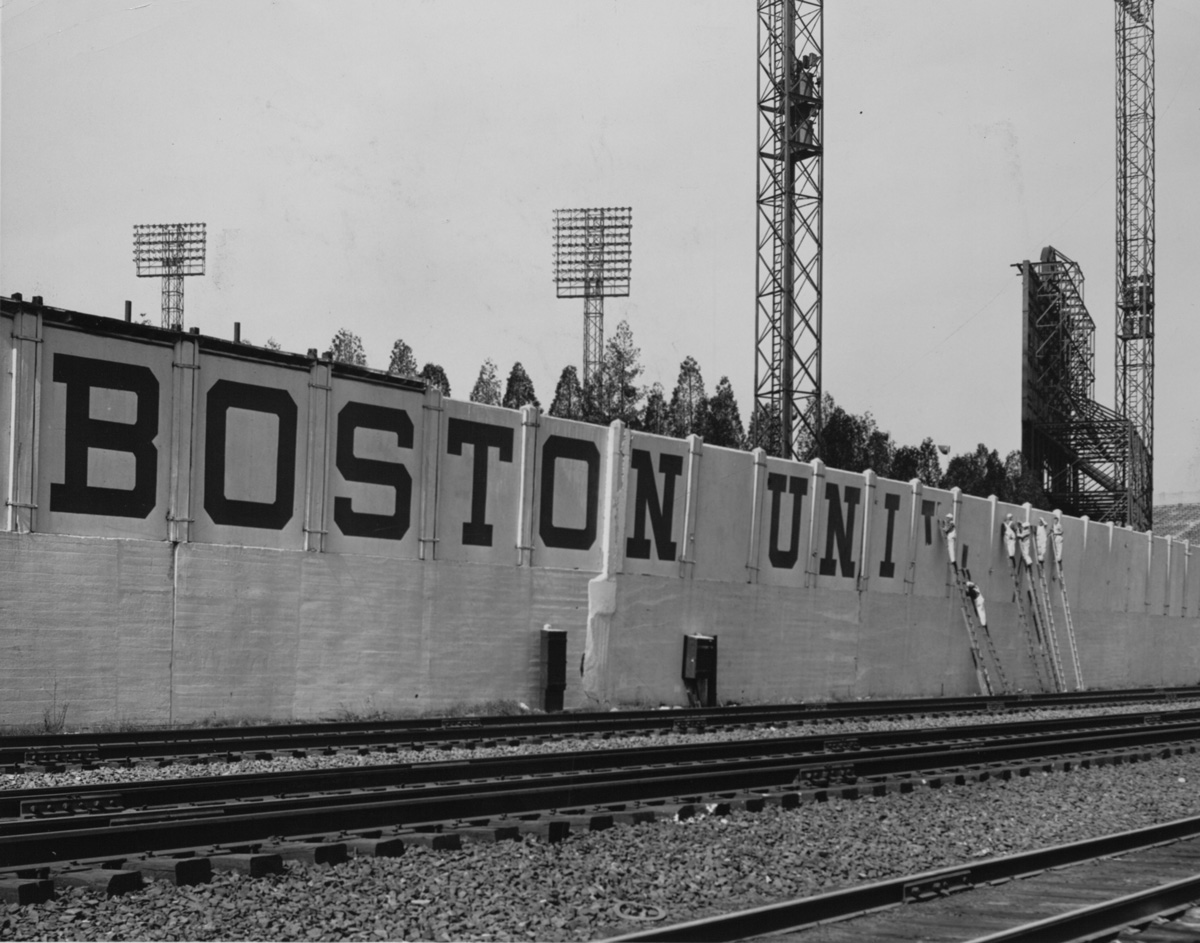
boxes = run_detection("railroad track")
[3,685,1197,769]
[6,706,1200,902]
[602,817,1200,942]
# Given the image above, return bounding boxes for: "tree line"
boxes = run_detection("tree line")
[321,325,1046,506]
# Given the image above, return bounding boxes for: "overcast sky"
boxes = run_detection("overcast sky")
[3,0,1198,497]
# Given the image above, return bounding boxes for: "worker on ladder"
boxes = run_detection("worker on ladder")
[1036,517,1050,569]
[940,513,957,570]
[1016,519,1034,569]
[1003,513,1018,567]
[964,574,988,631]
[1051,510,1065,565]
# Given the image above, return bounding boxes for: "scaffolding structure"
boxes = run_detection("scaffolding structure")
[132,222,206,331]
[1115,0,1155,528]
[1018,247,1147,527]
[552,207,632,391]
[753,0,822,459]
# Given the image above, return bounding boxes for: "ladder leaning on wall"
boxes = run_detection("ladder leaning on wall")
[1009,560,1051,693]
[952,566,1008,696]
[1055,562,1084,691]
[1033,557,1067,692]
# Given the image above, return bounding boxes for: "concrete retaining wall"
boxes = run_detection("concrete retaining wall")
[1,298,1196,726]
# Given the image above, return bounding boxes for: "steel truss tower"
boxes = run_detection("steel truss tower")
[754,0,822,459]
[552,208,633,390]
[1115,0,1154,528]
[1018,247,1144,525]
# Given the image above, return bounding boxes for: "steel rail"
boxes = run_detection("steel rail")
[5,717,1200,868]
[600,815,1200,942]
[963,873,1200,942]
[4,708,1199,820]
[3,686,1197,766]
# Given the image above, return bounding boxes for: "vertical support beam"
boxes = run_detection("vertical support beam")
[418,387,443,562]
[804,457,825,588]
[677,434,703,579]
[904,478,924,596]
[582,420,630,705]
[856,469,876,593]
[745,448,768,584]
[7,307,42,534]
[167,334,200,544]
[1183,539,1191,618]
[1164,534,1173,616]
[515,405,539,567]
[986,495,1000,579]
[302,359,332,553]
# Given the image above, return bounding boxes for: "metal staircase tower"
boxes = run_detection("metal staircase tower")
[753,0,823,459]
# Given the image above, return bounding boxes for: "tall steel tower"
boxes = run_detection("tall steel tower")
[132,222,207,330]
[552,207,633,389]
[1115,0,1154,528]
[753,0,823,459]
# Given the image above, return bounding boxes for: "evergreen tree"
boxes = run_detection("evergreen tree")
[387,339,419,377]
[601,320,644,426]
[706,376,746,449]
[502,362,540,411]
[816,393,894,475]
[641,383,670,436]
[419,362,451,396]
[548,366,585,420]
[469,358,502,405]
[668,355,708,439]
[325,328,367,366]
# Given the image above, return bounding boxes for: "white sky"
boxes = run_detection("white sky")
[3,0,1199,496]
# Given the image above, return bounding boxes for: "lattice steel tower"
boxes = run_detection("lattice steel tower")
[1115,0,1154,528]
[754,0,822,459]
[132,223,207,330]
[552,208,633,389]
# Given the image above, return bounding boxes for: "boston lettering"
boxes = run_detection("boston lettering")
[46,353,906,576]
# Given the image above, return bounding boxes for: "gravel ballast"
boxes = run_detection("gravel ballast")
[5,747,1200,941]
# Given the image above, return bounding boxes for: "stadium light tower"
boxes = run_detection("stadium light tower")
[1115,0,1154,529]
[132,222,207,330]
[754,0,823,460]
[552,207,632,389]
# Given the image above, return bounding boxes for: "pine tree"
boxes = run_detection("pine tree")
[469,358,502,405]
[548,366,585,421]
[641,383,670,436]
[387,339,419,377]
[419,362,451,396]
[706,376,746,449]
[325,328,367,366]
[601,320,644,426]
[668,356,708,439]
[502,362,540,411]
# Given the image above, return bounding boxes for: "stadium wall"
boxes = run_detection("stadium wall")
[2,299,1197,726]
